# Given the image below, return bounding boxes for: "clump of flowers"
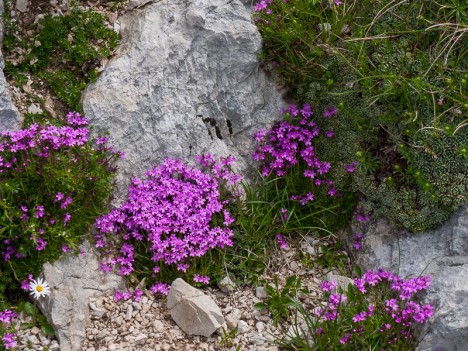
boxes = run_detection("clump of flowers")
[0,309,17,350]
[114,288,143,302]
[286,269,433,350]
[253,104,337,200]
[0,112,121,302]
[95,155,241,294]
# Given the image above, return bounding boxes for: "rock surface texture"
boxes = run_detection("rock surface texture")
[83,0,285,201]
[167,278,225,337]
[38,241,126,351]
[0,0,21,131]
[355,204,468,351]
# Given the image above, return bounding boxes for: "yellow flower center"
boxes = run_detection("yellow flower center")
[37,286,43,292]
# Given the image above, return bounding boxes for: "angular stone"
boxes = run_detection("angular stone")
[353,204,468,351]
[38,241,126,351]
[82,0,285,202]
[167,278,225,337]
[15,0,28,12]
[225,308,241,329]
[255,287,268,299]
[217,276,236,294]
[237,320,250,334]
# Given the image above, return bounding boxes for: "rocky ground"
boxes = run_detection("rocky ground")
[12,236,349,351]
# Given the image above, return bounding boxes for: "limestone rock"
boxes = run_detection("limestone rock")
[353,204,468,351]
[167,278,225,337]
[38,240,126,351]
[82,0,285,203]
[0,0,21,132]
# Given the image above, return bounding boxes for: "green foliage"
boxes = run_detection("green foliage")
[3,5,119,111]
[255,0,468,232]
[313,240,350,275]
[219,327,240,349]
[254,275,306,326]
[226,174,341,284]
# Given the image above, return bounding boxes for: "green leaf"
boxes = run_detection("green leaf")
[254,302,267,310]
[354,265,362,278]
[20,322,34,330]
[24,302,36,316]
[41,323,55,337]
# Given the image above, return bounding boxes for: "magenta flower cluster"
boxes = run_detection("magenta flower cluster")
[0,113,121,260]
[316,269,433,347]
[253,104,338,202]
[114,289,143,302]
[0,309,17,350]
[95,155,241,292]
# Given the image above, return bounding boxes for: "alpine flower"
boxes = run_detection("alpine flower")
[29,277,51,299]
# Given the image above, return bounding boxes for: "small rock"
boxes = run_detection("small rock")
[237,320,250,334]
[255,287,268,299]
[126,305,133,321]
[225,308,242,329]
[153,320,165,332]
[135,334,147,345]
[49,340,60,351]
[217,276,236,294]
[28,103,43,115]
[167,278,225,337]
[27,335,40,344]
[256,321,265,333]
[16,0,28,12]
[30,326,40,335]
[250,335,266,345]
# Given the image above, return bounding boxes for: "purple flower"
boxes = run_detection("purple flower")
[193,274,211,285]
[323,106,338,118]
[325,130,334,138]
[1,333,16,349]
[64,213,71,226]
[21,274,34,291]
[55,192,64,202]
[253,129,267,142]
[34,205,45,218]
[319,280,337,293]
[277,234,288,249]
[61,197,72,209]
[344,161,359,173]
[36,238,47,251]
[134,289,143,302]
[339,333,350,344]
[0,309,18,324]
[150,283,171,295]
[352,311,367,323]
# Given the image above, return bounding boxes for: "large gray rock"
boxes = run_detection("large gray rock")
[0,0,21,132]
[82,0,285,201]
[167,278,225,337]
[353,204,468,351]
[38,240,125,351]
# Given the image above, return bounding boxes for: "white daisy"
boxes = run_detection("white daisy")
[29,277,51,299]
